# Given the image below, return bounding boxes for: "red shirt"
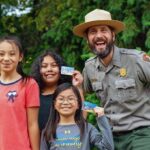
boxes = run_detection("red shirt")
[0,78,40,150]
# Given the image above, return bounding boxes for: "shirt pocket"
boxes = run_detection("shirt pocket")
[92,81,103,91]
[114,78,137,102]
[91,81,106,101]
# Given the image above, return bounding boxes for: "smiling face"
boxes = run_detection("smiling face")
[0,41,23,74]
[40,55,60,86]
[54,88,79,118]
[87,25,115,58]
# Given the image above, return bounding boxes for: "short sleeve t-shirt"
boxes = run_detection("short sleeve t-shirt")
[0,78,40,150]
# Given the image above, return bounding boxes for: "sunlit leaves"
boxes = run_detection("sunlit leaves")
[145,29,150,49]
[122,14,140,44]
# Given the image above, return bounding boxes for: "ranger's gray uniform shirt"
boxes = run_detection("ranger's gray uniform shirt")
[83,46,150,132]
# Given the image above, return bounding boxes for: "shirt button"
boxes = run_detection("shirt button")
[111,126,113,130]
[110,99,113,103]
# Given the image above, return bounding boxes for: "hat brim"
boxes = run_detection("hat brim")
[73,20,125,37]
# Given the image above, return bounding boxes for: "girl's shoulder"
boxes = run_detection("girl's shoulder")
[85,122,96,130]
[23,77,38,85]
[20,77,39,89]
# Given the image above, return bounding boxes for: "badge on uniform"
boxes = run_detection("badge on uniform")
[143,54,150,62]
[119,68,127,77]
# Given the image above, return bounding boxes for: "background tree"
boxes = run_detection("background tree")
[0,0,149,69]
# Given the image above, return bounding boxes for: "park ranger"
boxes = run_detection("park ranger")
[73,9,150,150]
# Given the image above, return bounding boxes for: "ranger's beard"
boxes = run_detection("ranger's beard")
[92,41,114,59]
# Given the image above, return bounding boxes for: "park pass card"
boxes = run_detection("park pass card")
[82,101,97,113]
[61,66,75,75]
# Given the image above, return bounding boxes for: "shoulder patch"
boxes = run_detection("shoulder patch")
[142,54,150,62]
[120,48,150,62]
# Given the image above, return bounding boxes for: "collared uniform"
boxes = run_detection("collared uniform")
[83,46,150,132]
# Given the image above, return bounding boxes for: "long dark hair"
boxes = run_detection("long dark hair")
[44,83,86,141]
[31,51,72,92]
[0,35,28,82]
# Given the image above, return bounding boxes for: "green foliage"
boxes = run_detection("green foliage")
[145,29,150,50]
[142,10,150,27]
[127,0,136,6]
[86,93,100,125]
[0,0,18,6]
[122,13,140,44]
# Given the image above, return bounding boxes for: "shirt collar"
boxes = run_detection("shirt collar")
[95,45,121,69]
[112,46,121,67]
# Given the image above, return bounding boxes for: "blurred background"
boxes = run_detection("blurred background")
[0,0,150,71]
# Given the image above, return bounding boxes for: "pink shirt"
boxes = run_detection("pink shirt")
[0,78,40,150]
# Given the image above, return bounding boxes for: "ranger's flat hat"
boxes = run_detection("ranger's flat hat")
[73,9,125,37]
